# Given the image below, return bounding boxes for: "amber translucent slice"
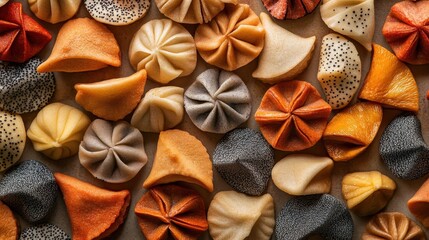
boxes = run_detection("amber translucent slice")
[358,44,419,112]
[0,201,18,240]
[75,70,146,121]
[323,102,382,161]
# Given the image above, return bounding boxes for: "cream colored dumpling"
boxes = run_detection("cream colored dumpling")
[155,0,237,24]
[28,0,82,24]
[129,19,197,84]
[131,86,184,133]
[27,103,91,160]
[208,191,275,240]
[320,0,375,51]
[0,0,9,7]
[272,154,334,195]
[79,119,148,183]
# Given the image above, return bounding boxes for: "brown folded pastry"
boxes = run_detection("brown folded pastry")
[54,173,130,240]
[362,212,425,240]
[255,80,332,151]
[75,70,147,121]
[323,102,383,161]
[194,4,265,71]
[143,129,213,192]
[408,177,429,228]
[134,184,208,240]
[0,201,18,240]
[37,18,121,73]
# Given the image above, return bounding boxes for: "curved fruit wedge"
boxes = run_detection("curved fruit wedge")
[359,44,419,112]
[323,102,382,161]
[252,13,316,84]
[75,70,147,121]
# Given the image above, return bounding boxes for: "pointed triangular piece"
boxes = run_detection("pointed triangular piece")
[320,0,375,50]
[252,13,316,84]
[75,70,147,121]
[358,44,419,112]
[37,18,121,73]
[143,129,213,191]
[54,173,130,240]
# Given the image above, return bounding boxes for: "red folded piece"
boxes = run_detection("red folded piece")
[0,2,51,63]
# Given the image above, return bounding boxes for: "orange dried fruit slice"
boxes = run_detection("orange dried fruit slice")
[0,201,18,240]
[54,173,130,240]
[358,44,419,112]
[323,102,383,161]
[75,70,147,121]
[143,129,213,192]
[408,177,429,228]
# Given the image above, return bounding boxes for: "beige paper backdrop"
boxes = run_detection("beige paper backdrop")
[5,0,429,239]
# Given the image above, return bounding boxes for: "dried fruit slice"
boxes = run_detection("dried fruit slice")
[382,0,429,65]
[318,33,361,109]
[54,173,130,240]
[0,201,18,240]
[320,0,375,51]
[75,70,147,121]
[261,0,321,20]
[359,44,419,112]
[323,102,382,161]
[342,171,396,216]
[143,129,213,191]
[252,12,316,83]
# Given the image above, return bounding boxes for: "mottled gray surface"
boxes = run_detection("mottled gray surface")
[380,114,429,180]
[0,58,55,114]
[213,128,274,195]
[0,160,58,222]
[276,194,354,240]
[20,224,70,240]
[185,69,252,134]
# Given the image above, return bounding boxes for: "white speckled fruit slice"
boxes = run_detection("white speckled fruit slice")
[317,33,361,110]
[84,0,150,26]
[320,0,375,51]
[0,111,26,172]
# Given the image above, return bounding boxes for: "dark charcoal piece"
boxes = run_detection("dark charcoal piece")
[276,194,354,240]
[20,224,71,240]
[0,58,55,114]
[380,114,429,180]
[213,128,274,196]
[0,160,59,222]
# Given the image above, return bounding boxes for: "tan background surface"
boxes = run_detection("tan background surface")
[4,0,429,239]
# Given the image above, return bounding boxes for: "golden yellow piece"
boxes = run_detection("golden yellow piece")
[75,70,147,121]
[143,129,213,192]
[37,18,121,72]
[323,102,382,161]
[342,171,396,216]
[27,103,91,160]
[358,44,419,112]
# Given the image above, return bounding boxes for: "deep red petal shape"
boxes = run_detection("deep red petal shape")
[0,2,51,63]
[261,0,320,20]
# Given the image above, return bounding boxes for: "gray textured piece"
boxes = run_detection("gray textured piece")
[380,114,429,180]
[20,224,71,240]
[0,160,59,222]
[213,128,274,196]
[184,69,252,134]
[79,119,148,183]
[276,194,354,240]
[0,58,55,114]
